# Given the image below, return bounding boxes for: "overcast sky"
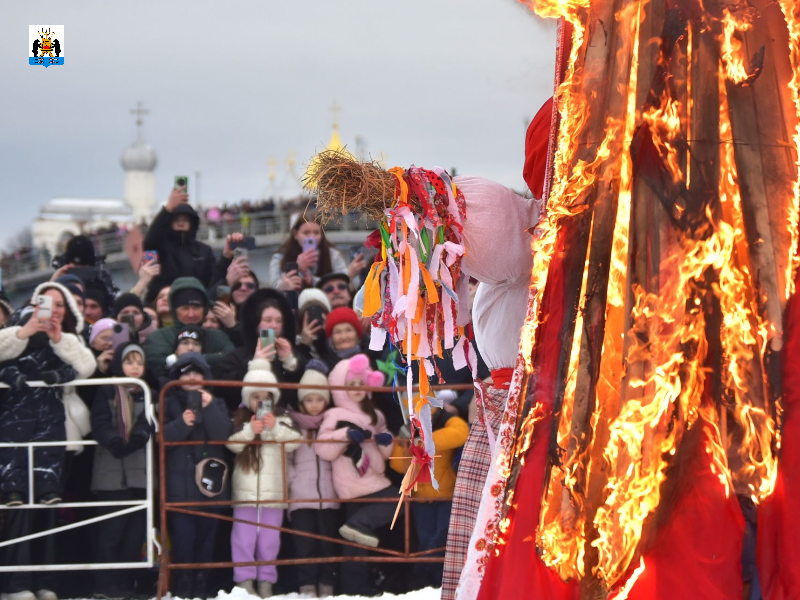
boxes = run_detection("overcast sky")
[0,0,556,250]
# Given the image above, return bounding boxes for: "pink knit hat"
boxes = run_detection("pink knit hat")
[345,354,384,388]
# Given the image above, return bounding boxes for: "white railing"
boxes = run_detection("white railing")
[0,377,159,572]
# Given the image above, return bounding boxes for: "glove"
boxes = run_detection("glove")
[347,428,367,444]
[374,432,394,446]
[107,437,126,459]
[40,371,61,386]
[125,433,148,454]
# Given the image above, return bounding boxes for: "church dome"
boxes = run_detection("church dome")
[121,139,158,172]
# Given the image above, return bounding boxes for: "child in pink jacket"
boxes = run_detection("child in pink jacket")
[315,354,397,596]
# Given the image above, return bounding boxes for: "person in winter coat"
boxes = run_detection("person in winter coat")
[144,277,234,380]
[390,403,468,589]
[268,213,358,292]
[162,352,232,600]
[226,359,301,598]
[0,282,96,600]
[143,187,220,303]
[316,354,396,596]
[112,292,158,345]
[323,307,363,369]
[90,342,152,600]
[286,362,340,598]
[213,288,304,413]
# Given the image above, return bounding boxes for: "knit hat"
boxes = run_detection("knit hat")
[175,324,205,351]
[84,284,107,312]
[325,307,363,338]
[169,351,212,380]
[242,358,281,405]
[298,365,331,406]
[55,276,85,303]
[110,341,146,377]
[64,235,96,266]
[345,354,384,387]
[172,287,206,309]
[89,318,117,345]
[298,288,332,313]
[55,274,84,290]
[113,293,144,318]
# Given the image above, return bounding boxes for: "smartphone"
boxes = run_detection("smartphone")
[216,285,232,304]
[282,261,298,274]
[37,295,53,320]
[187,390,203,423]
[256,398,274,420]
[112,323,131,349]
[174,175,188,191]
[143,250,159,264]
[119,312,137,334]
[233,247,248,260]
[230,236,256,251]
[302,237,318,253]
[306,304,327,328]
[260,328,275,349]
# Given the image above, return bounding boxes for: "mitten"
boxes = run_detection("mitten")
[108,437,126,459]
[347,428,367,444]
[374,432,393,446]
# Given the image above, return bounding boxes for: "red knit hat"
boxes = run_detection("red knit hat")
[325,307,363,338]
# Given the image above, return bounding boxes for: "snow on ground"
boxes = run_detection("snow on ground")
[180,586,441,600]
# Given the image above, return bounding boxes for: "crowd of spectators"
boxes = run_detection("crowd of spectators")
[0,186,481,600]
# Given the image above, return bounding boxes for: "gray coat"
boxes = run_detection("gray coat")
[91,385,150,491]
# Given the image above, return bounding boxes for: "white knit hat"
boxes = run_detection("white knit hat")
[298,368,331,405]
[298,288,331,313]
[242,358,280,405]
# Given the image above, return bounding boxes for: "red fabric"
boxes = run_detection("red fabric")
[476,226,580,600]
[490,367,514,390]
[758,267,800,600]
[523,97,555,199]
[618,417,745,599]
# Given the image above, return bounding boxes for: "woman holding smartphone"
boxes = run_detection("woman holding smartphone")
[268,213,364,292]
[0,282,96,600]
[213,288,307,413]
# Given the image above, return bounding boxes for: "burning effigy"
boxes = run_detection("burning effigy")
[304,0,800,597]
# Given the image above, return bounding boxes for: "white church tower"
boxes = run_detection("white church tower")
[121,101,157,221]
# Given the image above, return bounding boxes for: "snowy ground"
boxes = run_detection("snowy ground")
[176,587,442,600]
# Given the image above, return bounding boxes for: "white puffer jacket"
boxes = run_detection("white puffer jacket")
[226,415,302,508]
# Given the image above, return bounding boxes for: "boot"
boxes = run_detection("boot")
[193,572,209,600]
[256,581,272,598]
[317,584,335,597]
[234,580,255,595]
[171,572,193,599]
[298,585,317,597]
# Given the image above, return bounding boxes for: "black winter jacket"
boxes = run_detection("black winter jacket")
[162,387,232,503]
[143,205,220,303]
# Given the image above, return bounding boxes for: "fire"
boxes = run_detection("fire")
[491,0,800,596]
[778,0,800,293]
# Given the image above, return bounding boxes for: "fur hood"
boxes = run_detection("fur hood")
[238,288,296,351]
[31,281,85,334]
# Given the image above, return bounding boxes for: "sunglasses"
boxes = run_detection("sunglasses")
[234,282,257,291]
[323,283,349,293]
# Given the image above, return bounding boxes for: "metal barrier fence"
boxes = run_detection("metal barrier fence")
[0,377,158,572]
[156,379,473,598]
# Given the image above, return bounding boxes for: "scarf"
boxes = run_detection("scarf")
[287,409,325,431]
[115,385,135,441]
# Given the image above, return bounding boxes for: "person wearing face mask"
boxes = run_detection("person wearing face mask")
[142,186,216,303]
[213,288,305,413]
[269,213,362,292]
[315,354,396,596]
[144,277,234,380]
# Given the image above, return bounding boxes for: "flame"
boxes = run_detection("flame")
[778,0,800,292]
[720,7,754,85]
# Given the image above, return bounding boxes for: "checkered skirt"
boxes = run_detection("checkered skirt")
[442,385,506,600]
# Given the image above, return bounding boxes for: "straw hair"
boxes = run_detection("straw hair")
[303,149,400,223]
